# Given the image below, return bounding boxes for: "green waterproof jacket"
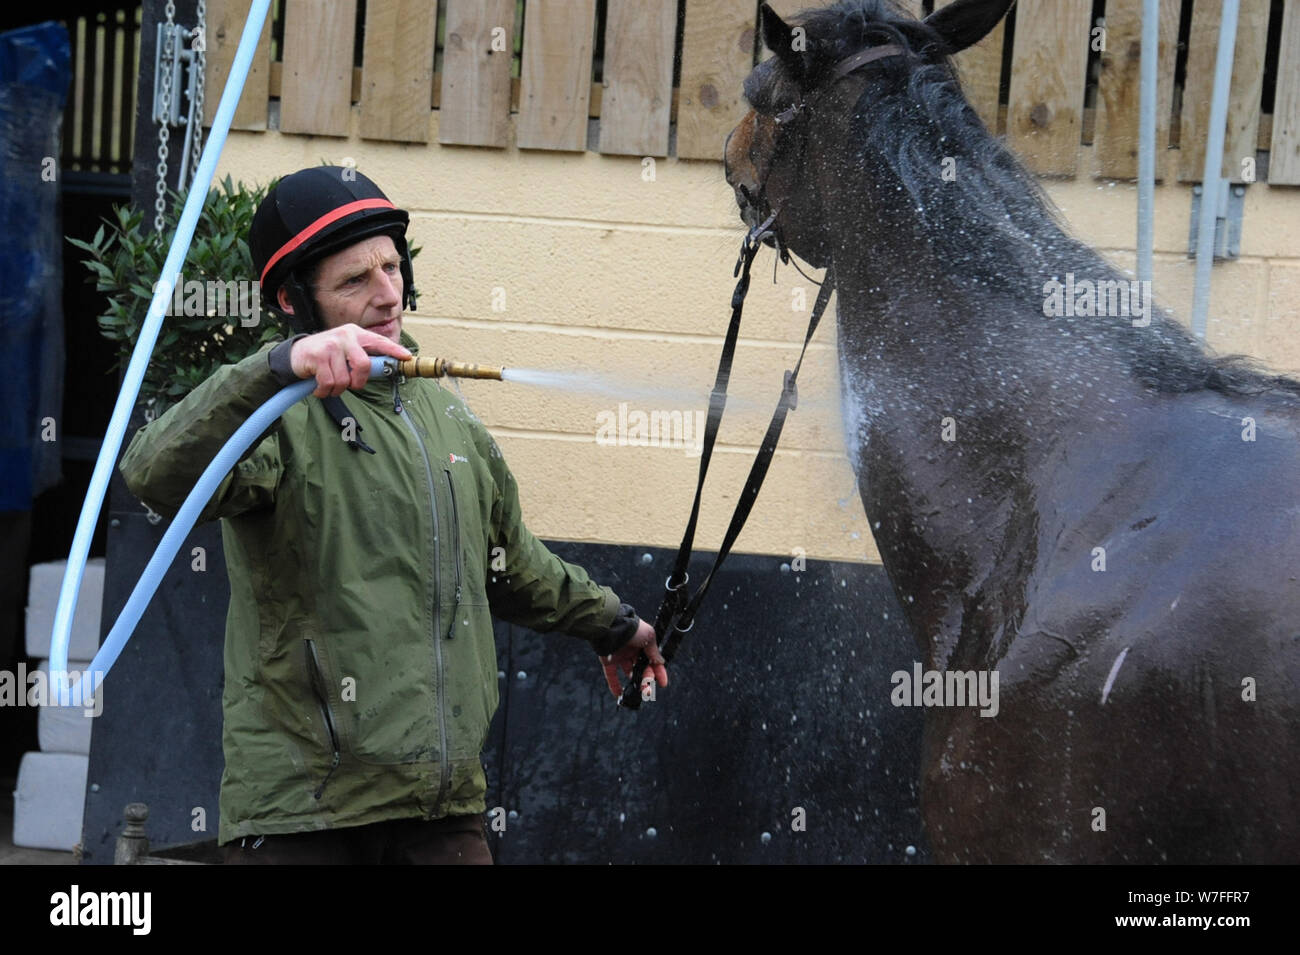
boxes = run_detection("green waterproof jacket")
[120,331,633,844]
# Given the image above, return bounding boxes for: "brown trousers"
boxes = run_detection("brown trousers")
[221,813,493,865]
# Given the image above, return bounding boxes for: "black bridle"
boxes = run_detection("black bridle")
[618,42,906,709]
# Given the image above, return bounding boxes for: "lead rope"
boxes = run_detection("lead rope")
[619,219,834,708]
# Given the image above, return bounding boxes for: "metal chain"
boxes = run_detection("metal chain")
[154,0,177,233]
[189,0,206,189]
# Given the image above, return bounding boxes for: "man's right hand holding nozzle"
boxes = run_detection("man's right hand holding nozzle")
[290,326,412,398]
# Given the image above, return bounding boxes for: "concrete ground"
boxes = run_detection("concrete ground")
[0,774,78,865]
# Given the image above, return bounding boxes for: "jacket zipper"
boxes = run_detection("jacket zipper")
[304,638,341,800]
[444,468,463,630]
[391,375,452,809]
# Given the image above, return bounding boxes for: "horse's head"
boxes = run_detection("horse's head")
[724,0,1014,268]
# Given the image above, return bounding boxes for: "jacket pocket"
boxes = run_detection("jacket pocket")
[304,638,341,800]
[444,466,469,647]
[444,467,464,609]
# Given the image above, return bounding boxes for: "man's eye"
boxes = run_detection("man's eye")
[384,263,399,273]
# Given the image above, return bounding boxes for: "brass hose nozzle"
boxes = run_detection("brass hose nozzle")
[397,357,506,381]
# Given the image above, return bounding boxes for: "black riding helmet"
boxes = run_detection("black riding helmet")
[250,166,417,333]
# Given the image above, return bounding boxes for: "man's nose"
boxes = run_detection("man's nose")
[373,268,402,307]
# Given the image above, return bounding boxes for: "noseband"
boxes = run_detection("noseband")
[619,41,906,709]
[742,41,906,251]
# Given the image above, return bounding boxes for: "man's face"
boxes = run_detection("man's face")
[279,234,405,343]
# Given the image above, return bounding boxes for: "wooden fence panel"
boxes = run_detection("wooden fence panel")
[1178,0,1269,182]
[438,0,515,147]
[677,0,755,161]
[1272,0,1300,183]
[937,0,1006,133]
[280,0,356,137]
[360,0,437,143]
[1093,0,1179,180]
[1007,0,1091,176]
[517,0,596,151]
[204,0,273,131]
[598,0,676,156]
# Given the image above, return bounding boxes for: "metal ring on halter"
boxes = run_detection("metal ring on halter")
[749,209,778,242]
[665,572,689,592]
[672,617,695,634]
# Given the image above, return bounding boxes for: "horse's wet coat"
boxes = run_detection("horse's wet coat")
[727,0,1300,863]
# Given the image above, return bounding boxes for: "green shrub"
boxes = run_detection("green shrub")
[68,175,281,414]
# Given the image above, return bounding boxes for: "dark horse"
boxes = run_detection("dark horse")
[726,0,1299,862]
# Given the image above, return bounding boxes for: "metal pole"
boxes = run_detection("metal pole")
[1137,0,1158,288]
[1191,0,1239,339]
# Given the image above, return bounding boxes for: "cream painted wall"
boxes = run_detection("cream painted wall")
[215,110,1300,564]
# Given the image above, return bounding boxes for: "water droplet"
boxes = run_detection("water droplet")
[619,812,626,823]
[516,671,527,681]
[508,810,518,819]
[905,845,917,857]
[640,552,653,565]
[760,832,772,844]
[497,670,505,680]
[646,827,657,838]
[780,563,791,573]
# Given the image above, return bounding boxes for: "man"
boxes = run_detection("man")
[119,166,666,864]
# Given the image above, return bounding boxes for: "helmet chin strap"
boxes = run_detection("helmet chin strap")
[281,273,322,335]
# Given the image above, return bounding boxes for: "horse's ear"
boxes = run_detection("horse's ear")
[923,0,1015,54]
[760,4,810,81]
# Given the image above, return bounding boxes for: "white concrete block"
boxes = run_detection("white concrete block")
[25,558,104,659]
[12,752,88,852]
[35,659,96,754]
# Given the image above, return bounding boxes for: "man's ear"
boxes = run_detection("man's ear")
[276,286,295,314]
[923,0,1015,55]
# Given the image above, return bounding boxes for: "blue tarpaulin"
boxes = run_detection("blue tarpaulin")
[0,21,70,509]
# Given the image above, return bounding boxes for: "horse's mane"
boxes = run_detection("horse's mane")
[765,0,1300,399]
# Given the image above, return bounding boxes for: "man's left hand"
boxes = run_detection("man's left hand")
[601,619,668,702]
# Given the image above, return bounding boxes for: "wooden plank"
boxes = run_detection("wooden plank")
[598,0,677,156]
[204,0,274,130]
[1093,0,1179,180]
[1006,0,1091,176]
[936,0,1006,133]
[1272,0,1300,183]
[360,0,437,142]
[279,0,356,136]
[516,0,596,151]
[438,0,514,147]
[1178,0,1270,182]
[676,0,755,161]
[267,65,691,124]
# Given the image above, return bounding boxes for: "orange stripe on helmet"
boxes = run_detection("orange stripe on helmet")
[259,197,397,283]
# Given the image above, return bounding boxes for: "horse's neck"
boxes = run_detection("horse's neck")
[832,260,1128,667]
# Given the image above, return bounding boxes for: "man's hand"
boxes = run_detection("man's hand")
[601,618,668,702]
[289,325,412,398]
